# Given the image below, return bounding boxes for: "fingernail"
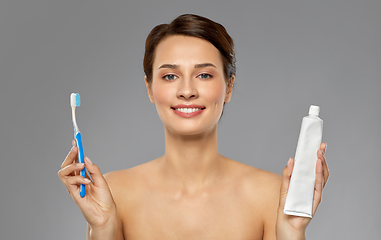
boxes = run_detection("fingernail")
[84,178,91,183]
[287,158,292,167]
[85,157,93,165]
[76,163,84,167]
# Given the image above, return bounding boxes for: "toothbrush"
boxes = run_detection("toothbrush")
[70,93,86,198]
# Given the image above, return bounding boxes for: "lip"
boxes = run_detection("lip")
[171,104,206,118]
[172,104,205,109]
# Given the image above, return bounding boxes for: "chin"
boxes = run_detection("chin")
[165,123,217,137]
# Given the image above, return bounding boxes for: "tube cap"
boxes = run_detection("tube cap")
[309,105,320,116]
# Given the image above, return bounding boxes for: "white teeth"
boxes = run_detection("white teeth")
[175,108,201,113]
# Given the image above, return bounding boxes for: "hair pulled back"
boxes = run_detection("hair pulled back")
[143,14,236,85]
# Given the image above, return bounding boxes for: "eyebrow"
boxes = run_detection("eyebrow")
[195,63,216,69]
[158,63,216,70]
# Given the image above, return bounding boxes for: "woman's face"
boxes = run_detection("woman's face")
[146,35,233,136]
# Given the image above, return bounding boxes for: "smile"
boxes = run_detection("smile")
[171,107,205,118]
[174,108,202,113]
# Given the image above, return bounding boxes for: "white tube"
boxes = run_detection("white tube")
[284,105,323,218]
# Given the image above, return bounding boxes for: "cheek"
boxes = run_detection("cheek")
[151,83,173,107]
[201,82,226,106]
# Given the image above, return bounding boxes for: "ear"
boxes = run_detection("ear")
[145,76,155,103]
[224,75,235,103]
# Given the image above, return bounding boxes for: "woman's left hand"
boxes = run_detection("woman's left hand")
[276,142,329,240]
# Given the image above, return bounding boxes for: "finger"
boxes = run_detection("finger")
[82,163,91,181]
[318,149,329,187]
[322,160,329,187]
[58,163,85,182]
[66,175,92,201]
[317,149,325,183]
[58,163,87,194]
[72,139,80,175]
[61,147,79,177]
[66,175,92,187]
[320,142,327,154]
[317,144,329,187]
[84,157,106,187]
[279,158,294,209]
[322,143,329,186]
[312,159,324,216]
[85,168,91,181]
[70,139,89,178]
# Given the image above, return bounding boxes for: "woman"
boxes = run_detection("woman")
[58,14,329,240]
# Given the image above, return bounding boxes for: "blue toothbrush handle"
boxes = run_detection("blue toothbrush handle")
[75,132,86,198]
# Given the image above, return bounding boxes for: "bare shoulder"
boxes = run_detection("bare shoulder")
[228,158,282,235]
[103,159,159,204]
[225,157,281,191]
[224,157,282,209]
[103,162,150,186]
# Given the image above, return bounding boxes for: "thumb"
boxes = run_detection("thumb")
[84,157,107,187]
[279,157,294,209]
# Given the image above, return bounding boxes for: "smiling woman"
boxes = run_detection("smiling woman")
[58,14,329,240]
[146,35,231,136]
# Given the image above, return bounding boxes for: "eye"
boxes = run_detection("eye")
[163,74,178,81]
[197,73,213,79]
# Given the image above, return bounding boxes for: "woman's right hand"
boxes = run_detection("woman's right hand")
[58,140,117,230]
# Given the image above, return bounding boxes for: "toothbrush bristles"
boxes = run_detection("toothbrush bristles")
[70,93,81,107]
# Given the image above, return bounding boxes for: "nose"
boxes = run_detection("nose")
[177,77,198,100]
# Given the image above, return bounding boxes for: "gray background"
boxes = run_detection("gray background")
[0,0,380,239]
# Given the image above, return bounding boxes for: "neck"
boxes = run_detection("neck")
[159,125,225,193]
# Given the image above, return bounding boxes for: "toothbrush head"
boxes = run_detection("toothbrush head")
[70,93,80,107]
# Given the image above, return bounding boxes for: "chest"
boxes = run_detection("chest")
[120,188,264,240]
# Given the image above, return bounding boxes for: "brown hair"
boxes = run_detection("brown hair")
[143,14,236,85]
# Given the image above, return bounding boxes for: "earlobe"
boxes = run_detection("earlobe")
[145,76,155,103]
[224,75,235,103]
